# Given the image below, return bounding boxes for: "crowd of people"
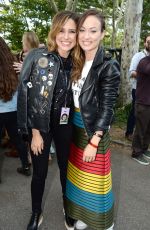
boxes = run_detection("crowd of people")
[1,7,149,230]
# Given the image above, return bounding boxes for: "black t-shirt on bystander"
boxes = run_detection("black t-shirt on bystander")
[136,55,150,105]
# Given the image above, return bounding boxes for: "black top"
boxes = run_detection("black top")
[51,55,73,123]
[52,56,72,109]
[136,56,150,105]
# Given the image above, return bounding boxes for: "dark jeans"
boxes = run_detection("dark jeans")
[30,119,72,213]
[132,104,150,157]
[0,111,29,167]
[126,89,136,136]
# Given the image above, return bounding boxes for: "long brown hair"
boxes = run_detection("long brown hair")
[47,11,79,52]
[22,31,39,50]
[0,37,18,102]
[72,9,105,82]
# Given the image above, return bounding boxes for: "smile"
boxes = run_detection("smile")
[82,41,91,45]
[61,41,71,46]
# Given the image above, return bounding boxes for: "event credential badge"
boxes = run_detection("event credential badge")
[59,107,70,125]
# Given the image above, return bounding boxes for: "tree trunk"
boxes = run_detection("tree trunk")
[111,0,126,48]
[48,0,58,13]
[115,0,126,31]
[120,0,143,106]
[111,0,117,48]
[65,0,78,11]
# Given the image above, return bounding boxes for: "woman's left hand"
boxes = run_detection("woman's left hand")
[83,144,97,162]
[13,61,23,73]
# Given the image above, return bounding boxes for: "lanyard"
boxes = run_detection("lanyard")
[59,55,72,108]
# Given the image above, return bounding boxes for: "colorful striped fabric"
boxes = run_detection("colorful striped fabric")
[65,108,114,230]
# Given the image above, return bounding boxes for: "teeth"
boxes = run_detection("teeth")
[61,42,70,45]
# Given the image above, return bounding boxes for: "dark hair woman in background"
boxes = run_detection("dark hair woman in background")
[0,37,30,179]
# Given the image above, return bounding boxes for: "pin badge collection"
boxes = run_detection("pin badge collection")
[27,57,54,99]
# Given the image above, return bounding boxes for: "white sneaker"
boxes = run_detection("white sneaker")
[76,220,114,230]
[38,214,43,227]
[64,221,75,230]
[106,223,114,230]
[75,220,88,230]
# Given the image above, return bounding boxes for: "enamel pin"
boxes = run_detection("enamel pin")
[49,61,54,68]
[47,81,52,86]
[38,57,48,68]
[48,73,53,80]
[27,82,33,88]
[42,76,47,81]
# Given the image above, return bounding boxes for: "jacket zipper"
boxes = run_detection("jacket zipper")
[47,55,60,132]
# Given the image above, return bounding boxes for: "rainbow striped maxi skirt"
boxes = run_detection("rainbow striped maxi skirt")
[65,108,114,230]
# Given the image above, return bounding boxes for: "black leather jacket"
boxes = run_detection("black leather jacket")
[79,47,120,138]
[17,48,72,135]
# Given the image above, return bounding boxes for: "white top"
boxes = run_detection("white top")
[72,60,93,108]
[129,50,149,89]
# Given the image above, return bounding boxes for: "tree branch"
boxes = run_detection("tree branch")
[116,0,126,32]
[65,0,78,11]
[0,3,10,10]
[47,0,58,13]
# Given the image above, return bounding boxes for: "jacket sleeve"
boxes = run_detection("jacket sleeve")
[94,59,120,132]
[17,49,35,135]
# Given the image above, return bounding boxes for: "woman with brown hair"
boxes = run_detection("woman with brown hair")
[17,11,78,230]
[65,9,120,230]
[14,31,40,73]
[0,37,30,178]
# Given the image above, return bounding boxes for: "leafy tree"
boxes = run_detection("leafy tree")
[0,0,53,50]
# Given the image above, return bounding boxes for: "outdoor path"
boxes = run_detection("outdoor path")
[0,145,150,230]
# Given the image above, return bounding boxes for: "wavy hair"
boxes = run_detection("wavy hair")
[22,31,39,50]
[71,9,105,82]
[47,11,79,52]
[0,37,18,102]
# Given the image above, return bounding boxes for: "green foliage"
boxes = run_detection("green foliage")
[141,0,150,43]
[0,0,53,50]
[0,0,118,50]
[114,103,131,127]
[0,0,149,51]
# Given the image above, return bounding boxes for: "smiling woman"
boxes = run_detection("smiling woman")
[56,19,77,58]
[65,9,120,230]
[47,13,77,57]
[17,11,79,230]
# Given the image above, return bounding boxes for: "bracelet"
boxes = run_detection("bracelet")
[94,132,103,138]
[89,141,98,149]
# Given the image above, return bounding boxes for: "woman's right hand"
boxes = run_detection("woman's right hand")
[31,129,44,155]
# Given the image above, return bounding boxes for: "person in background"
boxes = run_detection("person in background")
[1,32,39,155]
[125,34,150,141]
[13,31,40,73]
[132,55,150,165]
[0,37,31,178]
[13,31,40,166]
[17,11,78,230]
[65,9,120,230]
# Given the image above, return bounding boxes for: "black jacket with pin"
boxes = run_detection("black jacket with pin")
[17,48,73,135]
[79,47,120,138]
